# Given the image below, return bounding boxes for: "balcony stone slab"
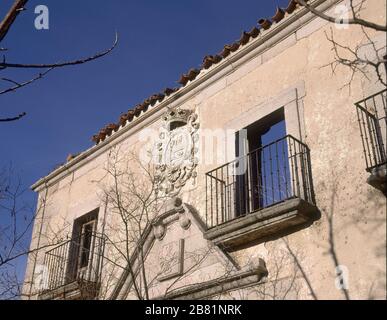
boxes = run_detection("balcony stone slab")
[38,280,100,300]
[204,198,319,250]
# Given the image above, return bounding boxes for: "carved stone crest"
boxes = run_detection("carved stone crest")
[155,108,199,196]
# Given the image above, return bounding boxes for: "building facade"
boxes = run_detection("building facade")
[23,0,386,300]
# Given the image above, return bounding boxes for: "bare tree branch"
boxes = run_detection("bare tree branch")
[321,27,387,90]
[0,68,53,95]
[0,112,26,122]
[305,0,387,89]
[0,0,29,43]
[282,239,319,300]
[0,1,118,121]
[0,33,119,70]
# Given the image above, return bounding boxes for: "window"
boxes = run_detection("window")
[78,221,96,269]
[40,209,106,299]
[234,109,288,216]
[66,209,99,282]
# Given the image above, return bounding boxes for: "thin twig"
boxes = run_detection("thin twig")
[0,33,118,69]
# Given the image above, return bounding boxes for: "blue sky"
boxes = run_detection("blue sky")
[0,0,288,290]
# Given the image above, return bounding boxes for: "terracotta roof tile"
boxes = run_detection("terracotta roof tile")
[127,110,135,120]
[92,0,301,145]
[219,43,240,58]
[119,113,129,126]
[134,104,143,116]
[202,55,222,69]
[92,134,100,143]
[285,0,298,14]
[164,87,178,96]
[238,31,251,46]
[248,26,260,38]
[272,7,286,23]
[106,123,119,133]
[178,68,200,85]
[258,18,272,30]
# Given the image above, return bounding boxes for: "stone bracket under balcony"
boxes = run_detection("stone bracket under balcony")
[204,198,319,250]
[367,164,387,196]
[39,280,100,300]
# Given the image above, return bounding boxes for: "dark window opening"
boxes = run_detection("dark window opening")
[235,109,289,216]
[79,222,94,268]
[66,209,98,283]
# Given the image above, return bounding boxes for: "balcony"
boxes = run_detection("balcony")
[204,135,319,249]
[38,232,106,300]
[355,89,387,195]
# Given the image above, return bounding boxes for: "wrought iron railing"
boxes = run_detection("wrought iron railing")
[40,232,106,295]
[355,89,387,172]
[205,135,315,229]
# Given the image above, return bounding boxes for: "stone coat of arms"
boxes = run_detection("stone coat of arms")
[155,108,199,196]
